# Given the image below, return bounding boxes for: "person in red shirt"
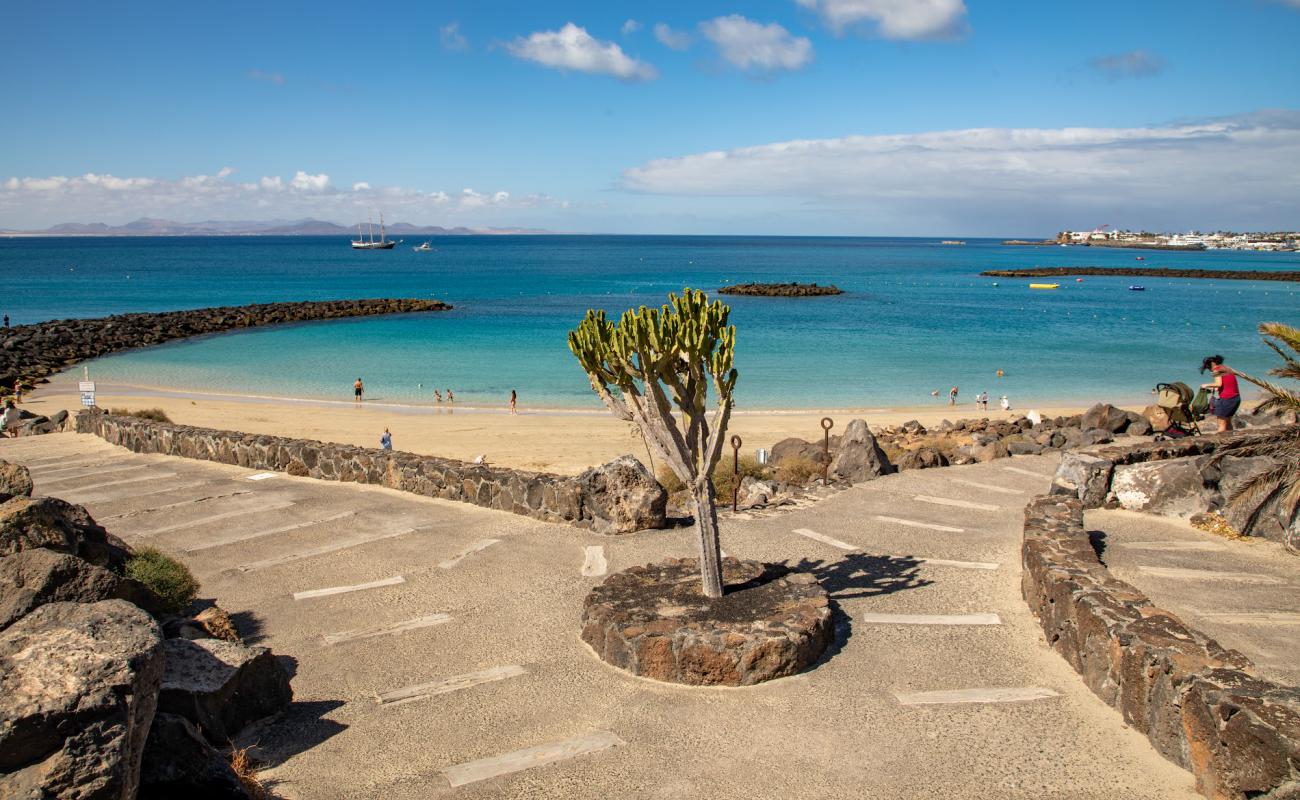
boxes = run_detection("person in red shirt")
[1200,355,1240,433]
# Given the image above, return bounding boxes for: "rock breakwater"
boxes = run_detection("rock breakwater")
[718,282,843,297]
[0,298,451,392]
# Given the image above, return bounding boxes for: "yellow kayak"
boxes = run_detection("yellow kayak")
[1029,283,1060,289]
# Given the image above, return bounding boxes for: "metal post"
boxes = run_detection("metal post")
[821,417,834,486]
[730,435,742,512]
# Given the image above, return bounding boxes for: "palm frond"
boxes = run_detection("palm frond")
[1208,425,1300,464]
[1225,465,1287,533]
[1259,322,1300,357]
[1232,369,1300,416]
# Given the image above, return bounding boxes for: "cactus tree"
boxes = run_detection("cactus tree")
[568,288,738,598]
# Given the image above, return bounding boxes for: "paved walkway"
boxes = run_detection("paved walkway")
[1,434,1199,799]
[1091,508,1300,686]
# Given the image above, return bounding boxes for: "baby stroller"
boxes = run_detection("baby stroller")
[1153,382,1203,439]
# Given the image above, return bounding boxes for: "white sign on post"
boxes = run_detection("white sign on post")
[79,381,96,408]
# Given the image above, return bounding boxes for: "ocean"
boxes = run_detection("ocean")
[3,235,1296,410]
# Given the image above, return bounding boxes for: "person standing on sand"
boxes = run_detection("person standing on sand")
[434,389,442,403]
[447,389,454,403]
[1200,355,1240,433]
[949,386,958,406]
[380,428,392,450]
[510,389,517,415]
[353,378,364,406]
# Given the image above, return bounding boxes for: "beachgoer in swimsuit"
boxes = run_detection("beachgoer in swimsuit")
[447,389,454,403]
[354,378,364,405]
[435,390,442,403]
[1200,355,1240,433]
[510,390,517,415]
[949,386,958,406]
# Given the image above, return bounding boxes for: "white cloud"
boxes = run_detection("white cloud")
[653,23,691,51]
[0,169,567,228]
[1089,49,1165,79]
[289,171,330,192]
[506,23,658,81]
[440,22,469,52]
[699,15,813,72]
[621,111,1300,232]
[621,19,641,34]
[796,0,967,39]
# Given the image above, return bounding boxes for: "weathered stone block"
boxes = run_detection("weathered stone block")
[573,455,666,535]
[158,638,293,744]
[1111,458,1215,518]
[0,600,164,800]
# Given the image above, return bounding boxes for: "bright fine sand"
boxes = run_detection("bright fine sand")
[22,374,1143,475]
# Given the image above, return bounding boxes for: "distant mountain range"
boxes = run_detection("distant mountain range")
[2,217,552,236]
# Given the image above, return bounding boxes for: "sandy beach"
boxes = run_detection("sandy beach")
[19,373,1149,475]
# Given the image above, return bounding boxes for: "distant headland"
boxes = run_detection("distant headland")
[1,217,553,237]
[718,282,844,297]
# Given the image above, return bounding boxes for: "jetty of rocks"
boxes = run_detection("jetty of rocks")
[718,282,844,297]
[980,267,1300,282]
[0,298,451,392]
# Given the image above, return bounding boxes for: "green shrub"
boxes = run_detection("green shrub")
[657,455,771,499]
[776,455,822,486]
[108,407,172,423]
[125,547,199,614]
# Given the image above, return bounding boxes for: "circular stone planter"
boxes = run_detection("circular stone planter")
[580,557,833,686]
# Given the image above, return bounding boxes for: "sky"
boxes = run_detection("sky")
[2,0,1298,236]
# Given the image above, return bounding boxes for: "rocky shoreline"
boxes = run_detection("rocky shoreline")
[717,282,844,297]
[0,298,452,393]
[981,267,1300,282]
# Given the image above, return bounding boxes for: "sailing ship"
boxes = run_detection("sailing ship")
[351,214,397,249]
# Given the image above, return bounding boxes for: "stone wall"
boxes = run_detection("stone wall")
[76,411,665,534]
[1,298,451,392]
[1021,495,1300,800]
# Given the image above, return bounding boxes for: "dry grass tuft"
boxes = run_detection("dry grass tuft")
[1190,512,1248,541]
[776,455,822,486]
[108,407,172,423]
[230,746,277,800]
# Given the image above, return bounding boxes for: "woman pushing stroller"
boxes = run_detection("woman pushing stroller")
[1200,355,1240,433]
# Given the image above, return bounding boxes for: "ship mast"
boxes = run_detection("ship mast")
[380,212,386,244]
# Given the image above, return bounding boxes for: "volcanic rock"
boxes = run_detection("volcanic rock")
[157,638,293,744]
[573,455,667,535]
[828,419,893,482]
[1,460,33,503]
[0,496,128,569]
[0,600,164,800]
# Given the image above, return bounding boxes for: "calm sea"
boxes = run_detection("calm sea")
[3,235,1296,410]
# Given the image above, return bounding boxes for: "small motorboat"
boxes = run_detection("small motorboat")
[1075,278,1084,282]
[413,241,433,253]
[1129,285,1146,291]
[1029,283,1060,290]
[1135,256,1146,261]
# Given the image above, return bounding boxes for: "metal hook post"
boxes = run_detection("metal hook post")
[820,417,834,486]
[730,435,743,512]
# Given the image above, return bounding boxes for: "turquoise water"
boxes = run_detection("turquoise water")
[3,235,1296,409]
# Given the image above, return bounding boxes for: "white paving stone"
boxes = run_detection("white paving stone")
[129,500,296,538]
[793,528,858,551]
[293,575,405,601]
[913,495,1000,512]
[185,510,357,553]
[581,545,608,577]
[895,687,1059,706]
[438,538,501,569]
[951,479,1025,496]
[1138,566,1284,585]
[874,515,965,533]
[377,665,527,706]
[859,613,1001,626]
[236,527,425,572]
[1117,540,1227,552]
[323,613,453,646]
[441,730,624,788]
[1002,466,1052,478]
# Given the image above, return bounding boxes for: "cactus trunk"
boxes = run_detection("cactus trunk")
[691,479,725,598]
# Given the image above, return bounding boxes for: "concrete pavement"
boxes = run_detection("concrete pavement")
[0,433,1199,799]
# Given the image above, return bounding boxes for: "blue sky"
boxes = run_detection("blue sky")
[2,0,1298,235]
